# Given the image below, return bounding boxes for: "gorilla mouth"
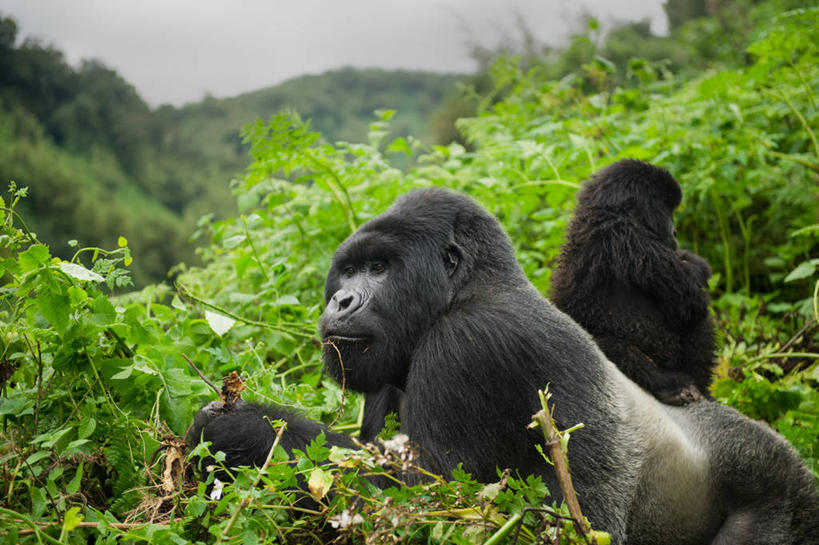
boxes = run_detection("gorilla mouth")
[323,334,369,344]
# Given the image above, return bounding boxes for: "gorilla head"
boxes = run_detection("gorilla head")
[319,189,522,393]
[576,158,682,247]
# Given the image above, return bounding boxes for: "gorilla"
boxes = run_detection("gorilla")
[551,159,716,405]
[189,188,818,545]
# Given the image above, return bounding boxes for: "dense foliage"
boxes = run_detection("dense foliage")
[0,2,817,543]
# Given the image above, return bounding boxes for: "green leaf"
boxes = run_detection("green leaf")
[25,450,51,466]
[273,295,300,307]
[36,281,70,333]
[30,487,47,519]
[124,307,156,344]
[0,257,22,277]
[307,467,333,500]
[376,109,396,121]
[237,190,261,212]
[18,244,50,272]
[66,461,84,495]
[305,432,331,462]
[111,366,133,380]
[0,396,33,417]
[205,310,236,336]
[34,427,72,449]
[65,439,90,453]
[171,295,188,311]
[163,367,194,397]
[387,137,412,157]
[131,355,158,375]
[222,234,246,249]
[90,295,117,327]
[78,417,97,439]
[58,262,105,283]
[62,506,83,532]
[593,55,616,72]
[784,260,817,283]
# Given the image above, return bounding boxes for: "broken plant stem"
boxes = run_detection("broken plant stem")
[530,387,590,538]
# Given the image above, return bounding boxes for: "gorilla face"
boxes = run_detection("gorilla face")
[319,211,456,394]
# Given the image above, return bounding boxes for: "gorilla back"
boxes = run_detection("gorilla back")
[550,159,716,405]
[320,188,818,545]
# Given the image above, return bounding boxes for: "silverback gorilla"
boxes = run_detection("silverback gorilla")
[551,159,716,405]
[189,188,818,545]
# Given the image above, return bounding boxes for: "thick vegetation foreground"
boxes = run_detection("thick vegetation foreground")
[1,4,818,544]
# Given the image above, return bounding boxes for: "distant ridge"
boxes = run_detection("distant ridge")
[0,16,465,284]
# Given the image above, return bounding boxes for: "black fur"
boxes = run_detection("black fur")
[190,188,818,544]
[186,400,354,475]
[360,384,404,442]
[551,159,716,405]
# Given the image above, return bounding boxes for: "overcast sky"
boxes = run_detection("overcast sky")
[1,0,667,108]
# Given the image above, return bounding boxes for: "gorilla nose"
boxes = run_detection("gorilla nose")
[329,289,363,316]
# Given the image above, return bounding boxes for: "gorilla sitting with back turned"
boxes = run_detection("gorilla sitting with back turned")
[551,159,715,405]
[189,188,818,545]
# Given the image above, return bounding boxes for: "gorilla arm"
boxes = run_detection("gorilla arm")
[602,216,711,327]
[186,400,354,473]
[677,249,712,287]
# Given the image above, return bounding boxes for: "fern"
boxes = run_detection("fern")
[104,433,143,515]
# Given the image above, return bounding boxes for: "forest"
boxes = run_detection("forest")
[0,0,817,543]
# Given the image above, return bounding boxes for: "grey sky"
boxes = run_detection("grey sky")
[1,0,667,108]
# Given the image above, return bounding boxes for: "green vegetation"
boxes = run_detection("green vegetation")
[0,1,817,543]
[0,14,462,285]
[170,68,461,175]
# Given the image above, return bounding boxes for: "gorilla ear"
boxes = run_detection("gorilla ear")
[445,243,462,277]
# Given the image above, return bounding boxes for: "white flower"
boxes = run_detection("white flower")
[382,434,410,453]
[209,478,225,500]
[328,509,364,529]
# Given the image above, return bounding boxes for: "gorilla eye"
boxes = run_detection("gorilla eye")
[371,262,386,274]
[343,265,355,277]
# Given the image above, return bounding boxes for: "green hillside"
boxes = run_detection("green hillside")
[0,14,462,284]
[167,68,461,177]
